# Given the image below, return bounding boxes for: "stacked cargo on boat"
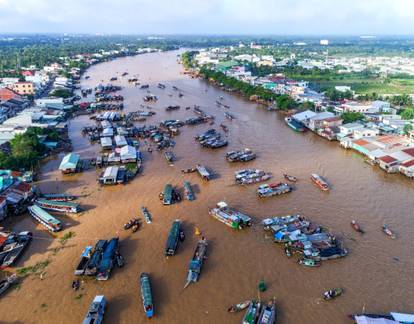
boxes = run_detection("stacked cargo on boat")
[262,214,347,266]
[209,201,252,229]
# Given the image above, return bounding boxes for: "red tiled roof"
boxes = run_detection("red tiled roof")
[353,139,369,146]
[402,147,414,157]
[21,71,34,77]
[378,155,397,164]
[0,88,20,101]
[401,159,414,168]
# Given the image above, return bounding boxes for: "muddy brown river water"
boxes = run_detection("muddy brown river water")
[1,50,413,324]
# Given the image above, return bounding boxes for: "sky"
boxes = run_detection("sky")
[0,0,414,35]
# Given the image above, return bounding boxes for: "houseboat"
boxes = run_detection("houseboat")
[209,201,252,229]
[184,238,208,288]
[226,148,256,162]
[183,181,195,201]
[257,183,292,198]
[35,199,80,213]
[310,174,330,191]
[41,193,77,201]
[235,169,271,185]
[285,117,305,132]
[97,237,119,281]
[28,205,62,233]
[165,220,181,256]
[0,231,32,268]
[140,273,154,318]
[83,295,106,324]
[74,246,93,276]
[196,164,211,180]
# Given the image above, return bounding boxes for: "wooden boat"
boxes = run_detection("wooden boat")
[74,246,93,276]
[298,258,321,267]
[196,164,211,180]
[284,117,305,132]
[83,295,106,324]
[165,220,181,257]
[140,273,154,318]
[209,202,252,229]
[35,199,80,213]
[382,224,396,239]
[227,300,251,313]
[283,174,297,182]
[141,207,152,224]
[242,300,261,324]
[310,174,329,191]
[183,181,195,201]
[0,274,17,296]
[351,220,365,234]
[41,193,77,201]
[181,168,196,174]
[257,183,292,198]
[0,231,32,268]
[257,298,277,324]
[184,238,208,288]
[164,151,175,164]
[96,237,119,281]
[323,288,343,301]
[28,205,62,233]
[85,240,107,276]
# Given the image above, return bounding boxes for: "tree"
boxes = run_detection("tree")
[390,94,412,107]
[401,108,414,120]
[50,88,72,98]
[403,124,413,134]
[341,112,365,124]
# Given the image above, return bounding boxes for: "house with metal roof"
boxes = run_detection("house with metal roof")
[100,166,119,185]
[100,137,112,150]
[59,153,80,173]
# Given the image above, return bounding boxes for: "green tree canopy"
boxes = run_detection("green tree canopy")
[341,111,365,124]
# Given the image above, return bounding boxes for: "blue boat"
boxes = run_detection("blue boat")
[97,238,118,280]
[184,238,208,288]
[85,240,107,276]
[285,117,305,132]
[165,220,181,256]
[140,273,154,318]
[183,181,195,201]
[83,295,106,324]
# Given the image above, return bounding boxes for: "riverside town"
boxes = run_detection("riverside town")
[1,2,414,324]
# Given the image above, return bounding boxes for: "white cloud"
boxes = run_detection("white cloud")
[0,0,413,34]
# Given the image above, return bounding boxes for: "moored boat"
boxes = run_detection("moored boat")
[228,300,251,313]
[284,117,305,132]
[242,300,261,324]
[257,298,277,324]
[298,258,321,267]
[351,220,365,234]
[283,174,297,182]
[310,174,329,191]
[196,164,211,180]
[382,224,396,239]
[323,288,343,301]
[183,181,195,201]
[0,231,32,268]
[141,207,152,223]
[165,220,181,257]
[184,238,208,288]
[209,201,252,229]
[257,183,292,198]
[0,274,17,296]
[41,193,77,201]
[35,198,80,213]
[83,295,106,324]
[96,237,119,281]
[75,246,93,276]
[140,272,154,318]
[28,205,62,233]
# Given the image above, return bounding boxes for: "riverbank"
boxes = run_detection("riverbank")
[0,50,413,324]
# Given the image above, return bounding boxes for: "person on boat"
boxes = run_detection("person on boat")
[195,227,201,236]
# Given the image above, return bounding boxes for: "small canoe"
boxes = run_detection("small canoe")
[283,174,297,182]
[227,300,251,313]
[382,224,396,239]
[298,258,321,267]
[141,207,152,224]
[351,220,365,234]
[323,288,343,300]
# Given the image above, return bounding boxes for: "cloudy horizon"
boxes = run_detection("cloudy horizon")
[0,0,413,35]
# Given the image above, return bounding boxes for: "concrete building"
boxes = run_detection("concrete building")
[11,82,35,96]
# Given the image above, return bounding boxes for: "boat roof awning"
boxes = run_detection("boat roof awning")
[390,312,414,322]
[354,316,398,324]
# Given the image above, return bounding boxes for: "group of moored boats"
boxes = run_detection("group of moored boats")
[159,182,195,205]
[226,148,256,162]
[0,231,32,268]
[235,169,272,185]
[195,129,228,148]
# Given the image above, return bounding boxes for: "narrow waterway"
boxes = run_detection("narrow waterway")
[1,50,413,324]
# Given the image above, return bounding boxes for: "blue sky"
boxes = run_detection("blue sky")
[0,0,413,35]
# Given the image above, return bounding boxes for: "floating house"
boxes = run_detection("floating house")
[100,166,119,185]
[100,137,112,150]
[120,145,137,163]
[114,135,127,147]
[59,153,80,174]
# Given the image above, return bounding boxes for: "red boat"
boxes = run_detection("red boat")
[311,174,329,191]
[351,220,365,234]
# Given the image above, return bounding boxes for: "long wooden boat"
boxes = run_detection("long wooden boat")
[184,238,208,288]
[310,174,329,191]
[183,181,195,201]
[243,300,261,324]
[83,295,106,324]
[257,299,277,324]
[0,231,32,268]
[28,205,62,233]
[209,202,252,229]
[165,220,181,257]
[74,246,93,276]
[41,193,77,201]
[140,273,154,318]
[35,198,80,213]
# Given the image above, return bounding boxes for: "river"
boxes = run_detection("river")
[1,50,413,324]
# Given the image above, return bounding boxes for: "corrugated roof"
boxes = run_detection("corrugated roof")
[401,159,414,168]
[378,155,397,164]
[402,147,414,157]
[353,139,369,146]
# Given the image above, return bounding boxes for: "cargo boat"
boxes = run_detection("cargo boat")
[235,169,271,185]
[257,183,292,198]
[97,237,119,281]
[257,299,277,324]
[159,184,181,205]
[83,295,106,324]
[140,273,154,318]
[310,174,330,191]
[85,240,107,276]
[184,238,208,288]
[41,193,77,201]
[196,164,211,180]
[74,246,93,275]
[209,201,252,229]
[165,220,181,256]
[183,181,195,201]
[0,231,32,268]
[35,198,80,213]
[284,117,305,132]
[243,300,261,324]
[28,205,62,233]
